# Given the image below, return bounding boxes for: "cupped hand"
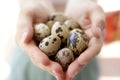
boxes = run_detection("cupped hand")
[15,1,65,80]
[65,0,105,79]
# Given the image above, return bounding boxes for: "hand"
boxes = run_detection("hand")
[15,1,65,80]
[65,0,105,79]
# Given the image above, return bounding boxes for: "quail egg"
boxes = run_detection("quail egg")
[55,48,74,71]
[51,22,70,45]
[39,35,61,57]
[46,20,55,29]
[64,19,80,31]
[67,29,89,56]
[49,13,67,23]
[34,23,50,42]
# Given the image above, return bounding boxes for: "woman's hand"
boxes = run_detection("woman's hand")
[15,0,65,80]
[65,0,105,79]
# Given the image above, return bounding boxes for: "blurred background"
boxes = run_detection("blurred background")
[0,0,120,80]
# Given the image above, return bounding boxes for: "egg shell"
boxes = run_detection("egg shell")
[51,22,70,44]
[67,29,88,56]
[55,48,74,71]
[49,13,67,23]
[46,20,55,29]
[64,19,80,31]
[39,35,61,57]
[34,23,50,42]
[71,29,89,43]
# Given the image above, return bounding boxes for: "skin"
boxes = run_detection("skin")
[16,0,65,80]
[15,0,105,80]
[65,0,105,80]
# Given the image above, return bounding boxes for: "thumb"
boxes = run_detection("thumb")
[90,7,105,38]
[15,13,33,46]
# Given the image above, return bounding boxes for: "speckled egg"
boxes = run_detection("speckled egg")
[39,35,61,57]
[55,48,74,71]
[49,13,67,23]
[67,29,89,56]
[51,22,70,44]
[64,19,80,31]
[34,23,50,42]
[46,20,55,29]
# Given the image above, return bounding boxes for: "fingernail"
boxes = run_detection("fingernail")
[52,70,58,79]
[55,75,61,80]
[98,21,105,31]
[94,27,101,38]
[98,23,105,37]
[21,31,28,43]
[97,27,102,34]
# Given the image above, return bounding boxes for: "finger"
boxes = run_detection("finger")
[66,58,84,80]
[92,26,105,40]
[32,6,51,23]
[29,3,54,24]
[90,6,105,38]
[50,61,66,80]
[15,10,33,45]
[20,3,54,24]
[16,4,52,45]
[77,37,103,65]
[21,40,50,66]
[66,37,103,80]
[77,14,91,28]
[16,12,51,66]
